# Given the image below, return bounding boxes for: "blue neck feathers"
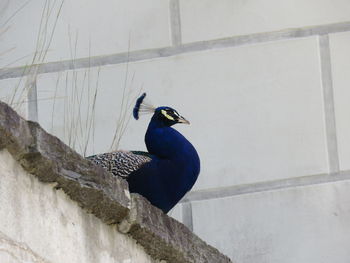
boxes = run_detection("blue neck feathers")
[146,115,200,169]
[137,115,200,212]
[128,101,200,213]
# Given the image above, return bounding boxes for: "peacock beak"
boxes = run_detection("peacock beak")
[177,116,190,125]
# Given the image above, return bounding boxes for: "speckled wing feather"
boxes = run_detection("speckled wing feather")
[87,151,152,178]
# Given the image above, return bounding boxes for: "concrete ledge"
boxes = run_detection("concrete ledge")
[0,100,130,224]
[119,194,231,263]
[0,101,232,263]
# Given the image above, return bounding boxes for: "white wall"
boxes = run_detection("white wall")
[0,149,155,263]
[1,1,350,262]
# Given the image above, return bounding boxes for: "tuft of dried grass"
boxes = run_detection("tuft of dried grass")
[2,0,138,158]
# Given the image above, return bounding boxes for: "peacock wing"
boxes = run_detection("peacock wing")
[87,151,152,178]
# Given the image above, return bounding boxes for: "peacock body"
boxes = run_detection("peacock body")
[87,94,200,213]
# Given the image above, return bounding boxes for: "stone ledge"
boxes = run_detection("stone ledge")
[119,194,232,263]
[0,101,130,224]
[0,101,232,263]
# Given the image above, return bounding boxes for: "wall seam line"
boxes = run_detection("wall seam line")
[182,202,193,231]
[26,76,38,122]
[181,171,350,203]
[319,34,340,173]
[169,0,182,46]
[1,21,350,80]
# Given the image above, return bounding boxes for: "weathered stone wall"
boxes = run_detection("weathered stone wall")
[0,101,231,263]
[0,150,155,263]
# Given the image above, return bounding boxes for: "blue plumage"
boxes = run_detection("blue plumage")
[128,104,200,213]
[88,94,200,213]
[133,92,147,120]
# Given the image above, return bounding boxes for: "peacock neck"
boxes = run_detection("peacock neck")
[145,116,196,161]
[144,115,200,207]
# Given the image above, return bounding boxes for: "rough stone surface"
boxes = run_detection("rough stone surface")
[0,100,130,224]
[0,101,231,262]
[119,194,232,263]
[0,149,156,263]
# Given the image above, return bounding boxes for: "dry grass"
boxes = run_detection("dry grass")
[0,0,65,115]
[109,40,144,152]
[2,0,137,157]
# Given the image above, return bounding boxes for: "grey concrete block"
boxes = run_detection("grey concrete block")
[0,0,171,68]
[191,181,350,263]
[180,0,350,43]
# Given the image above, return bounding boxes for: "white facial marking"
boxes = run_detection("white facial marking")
[161,109,175,121]
[173,110,180,117]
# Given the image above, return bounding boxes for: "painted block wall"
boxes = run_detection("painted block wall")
[1,0,350,262]
[0,150,156,263]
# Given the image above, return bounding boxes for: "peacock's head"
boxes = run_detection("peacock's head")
[153,106,190,126]
[133,93,190,126]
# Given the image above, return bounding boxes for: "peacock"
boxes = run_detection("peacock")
[87,93,200,213]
